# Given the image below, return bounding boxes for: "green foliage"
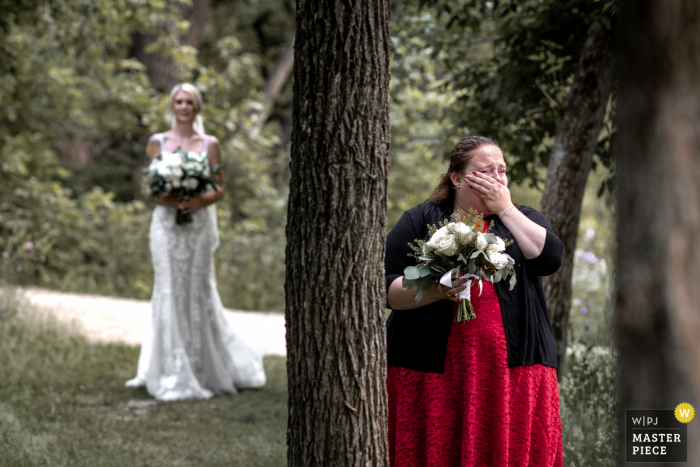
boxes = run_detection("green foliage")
[567,166,616,347]
[393,0,615,189]
[387,10,466,227]
[560,345,619,466]
[0,1,289,310]
[0,289,287,466]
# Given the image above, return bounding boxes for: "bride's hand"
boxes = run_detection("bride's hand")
[178,197,204,214]
[157,194,180,208]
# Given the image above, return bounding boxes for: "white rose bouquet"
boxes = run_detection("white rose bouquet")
[403,208,517,322]
[145,148,220,225]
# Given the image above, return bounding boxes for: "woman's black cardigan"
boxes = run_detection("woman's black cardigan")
[385,202,564,373]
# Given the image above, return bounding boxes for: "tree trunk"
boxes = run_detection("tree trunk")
[131,0,209,91]
[616,0,700,464]
[540,17,615,379]
[253,35,295,132]
[285,0,391,464]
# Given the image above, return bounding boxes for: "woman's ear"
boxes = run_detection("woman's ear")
[450,172,462,189]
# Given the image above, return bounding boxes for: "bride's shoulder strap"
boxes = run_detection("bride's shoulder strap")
[203,134,210,154]
[149,132,166,149]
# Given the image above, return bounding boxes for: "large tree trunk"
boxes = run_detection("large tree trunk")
[540,17,614,378]
[284,0,391,464]
[131,0,210,91]
[616,0,700,464]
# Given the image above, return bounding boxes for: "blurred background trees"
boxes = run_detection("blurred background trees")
[0,0,615,345]
[0,0,620,462]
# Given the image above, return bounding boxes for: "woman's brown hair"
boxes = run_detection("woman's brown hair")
[425,136,500,206]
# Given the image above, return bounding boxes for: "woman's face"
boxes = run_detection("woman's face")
[171,90,197,125]
[465,145,508,188]
[452,144,508,214]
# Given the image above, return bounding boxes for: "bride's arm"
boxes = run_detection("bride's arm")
[181,137,224,213]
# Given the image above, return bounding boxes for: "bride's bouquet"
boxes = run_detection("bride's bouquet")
[145,148,219,225]
[403,209,517,322]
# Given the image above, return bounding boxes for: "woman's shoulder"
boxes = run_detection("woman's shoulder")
[148,132,165,144]
[400,202,451,228]
[407,201,448,215]
[205,134,220,150]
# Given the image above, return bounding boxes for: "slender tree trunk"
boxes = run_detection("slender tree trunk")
[616,0,700,464]
[540,17,614,378]
[285,0,391,464]
[253,35,295,132]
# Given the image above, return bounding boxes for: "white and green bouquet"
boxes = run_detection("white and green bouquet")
[403,209,517,322]
[145,148,220,225]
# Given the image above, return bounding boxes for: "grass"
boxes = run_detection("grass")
[559,345,619,467]
[0,287,619,466]
[0,289,287,467]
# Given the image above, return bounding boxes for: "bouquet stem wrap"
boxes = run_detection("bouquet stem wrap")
[176,209,193,225]
[440,269,481,323]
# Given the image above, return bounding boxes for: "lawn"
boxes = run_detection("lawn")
[0,288,618,466]
[0,290,287,467]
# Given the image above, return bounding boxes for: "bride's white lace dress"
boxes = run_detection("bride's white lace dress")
[126,138,266,401]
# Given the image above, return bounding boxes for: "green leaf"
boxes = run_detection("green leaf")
[404,266,420,280]
[418,264,431,277]
[509,275,517,291]
[415,289,424,304]
[482,233,498,244]
[494,269,503,282]
[416,275,434,291]
[402,277,418,290]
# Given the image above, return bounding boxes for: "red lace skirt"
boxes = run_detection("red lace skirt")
[387,281,563,467]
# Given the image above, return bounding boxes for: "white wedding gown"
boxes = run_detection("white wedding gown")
[126,183,266,401]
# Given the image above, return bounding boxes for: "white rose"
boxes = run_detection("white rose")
[181,162,197,172]
[161,151,182,166]
[452,222,475,243]
[157,164,173,178]
[486,237,506,254]
[422,242,434,255]
[172,178,182,189]
[182,178,199,190]
[172,167,184,179]
[487,252,509,269]
[475,233,489,251]
[476,234,506,253]
[428,226,457,257]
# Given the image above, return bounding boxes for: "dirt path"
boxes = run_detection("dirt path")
[19,288,287,356]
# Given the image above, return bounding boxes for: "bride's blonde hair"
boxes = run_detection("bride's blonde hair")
[169,83,205,134]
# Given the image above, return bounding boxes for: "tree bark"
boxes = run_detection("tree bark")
[285,0,391,464]
[131,0,210,91]
[616,0,700,464]
[540,17,615,378]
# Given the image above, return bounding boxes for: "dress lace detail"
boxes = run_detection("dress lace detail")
[387,281,563,466]
[126,201,266,401]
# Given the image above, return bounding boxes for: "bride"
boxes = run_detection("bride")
[126,83,266,401]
